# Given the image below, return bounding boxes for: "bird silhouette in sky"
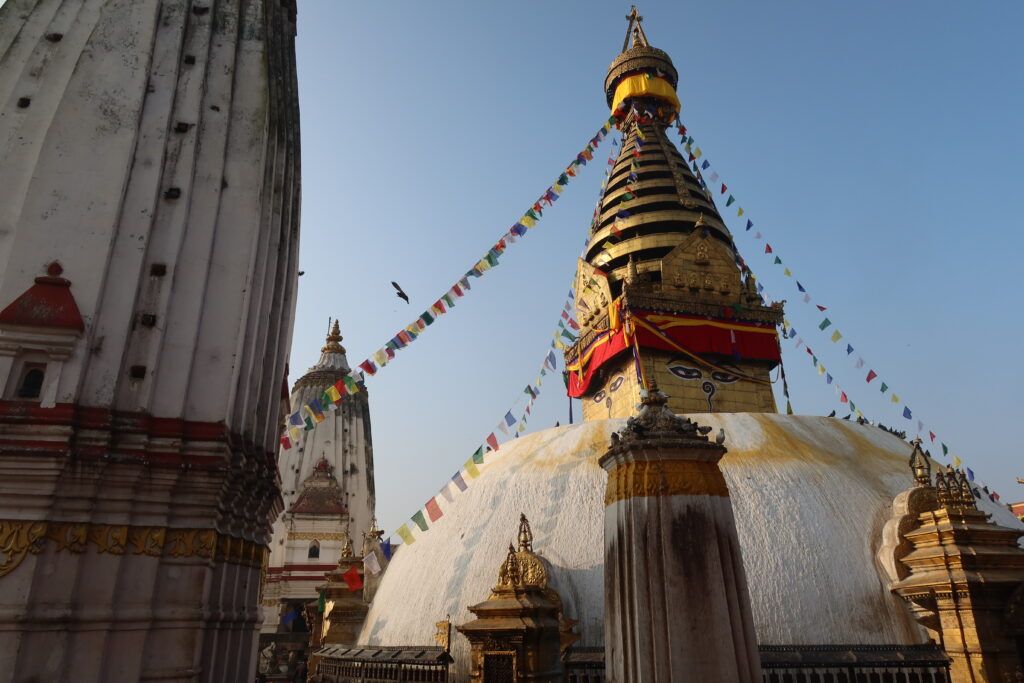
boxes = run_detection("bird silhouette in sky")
[391,281,409,304]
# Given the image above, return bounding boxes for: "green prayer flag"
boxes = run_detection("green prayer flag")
[773,256,782,265]
[472,447,485,465]
[443,293,455,307]
[304,416,314,431]
[411,510,428,532]
[880,382,888,393]
[726,194,736,207]
[421,311,434,325]
[317,590,326,613]
[485,253,499,267]
[343,375,358,393]
[941,443,949,456]
[786,400,793,415]
[849,401,856,411]
[818,318,832,330]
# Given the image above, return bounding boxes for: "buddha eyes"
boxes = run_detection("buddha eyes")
[609,376,624,392]
[594,375,625,403]
[593,390,606,403]
[711,371,739,384]
[668,364,702,380]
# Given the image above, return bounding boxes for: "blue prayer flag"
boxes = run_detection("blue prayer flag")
[504,411,516,427]
[701,160,710,169]
[746,219,753,230]
[846,344,854,355]
[382,539,392,560]
[966,468,974,482]
[903,406,912,419]
[797,282,806,293]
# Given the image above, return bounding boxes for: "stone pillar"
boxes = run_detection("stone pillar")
[599,389,762,682]
[885,440,1024,682]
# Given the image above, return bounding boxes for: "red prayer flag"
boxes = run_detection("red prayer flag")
[280,435,291,449]
[765,244,773,254]
[677,125,687,136]
[567,319,580,330]
[342,566,363,591]
[334,379,348,397]
[840,392,848,403]
[688,152,695,162]
[358,360,377,376]
[816,305,827,312]
[721,183,727,194]
[426,497,443,523]
[929,431,936,442]
[452,284,463,297]
[866,370,878,383]
[434,300,446,314]
[486,433,499,451]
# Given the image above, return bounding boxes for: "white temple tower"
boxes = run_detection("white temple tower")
[261,320,376,634]
[0,1,301,681]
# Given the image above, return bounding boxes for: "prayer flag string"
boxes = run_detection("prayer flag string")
[279,117,616,452]
[674,120,996,494]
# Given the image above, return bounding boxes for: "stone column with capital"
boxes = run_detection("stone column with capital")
[599,389,762,682]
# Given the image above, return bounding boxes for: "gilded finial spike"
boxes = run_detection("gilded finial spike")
[517,513,534,553]
[322,317,346,354]
[908,437,931,488]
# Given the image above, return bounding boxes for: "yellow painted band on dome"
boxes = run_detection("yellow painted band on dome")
[610,74,681,114]
[604,459,729,504]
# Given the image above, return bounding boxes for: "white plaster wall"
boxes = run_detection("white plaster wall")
[359,414,1024,680]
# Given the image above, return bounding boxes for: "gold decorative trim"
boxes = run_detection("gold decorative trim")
[288,531,349,541]
[604,459,729,505]
[0,519,265,578]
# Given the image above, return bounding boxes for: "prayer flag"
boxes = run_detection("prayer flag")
[464,458,480,478]
[710,171,720,183]
[891,393,900,403]
[941,443,949,456]
[746,219,753,231]
[307,399,325,423]
[721,183,727,194]
[765,244,773,254]
[830,330,842,343]
[737,207,744,217]
[364,552,382,576]
[412,510,428,532]
[784,267,792,277]
[359,360,377,376]
[818,318,832,330]
[472,446,485,464]
[439,482,454,503]
[840,392,848,403]
[701,160,710,170]
[726,195,736,207]
[797,282,806,293]
[486,433,499,451]
[451,471,468,492]
[902,406,912,419]
[826,373,833,384]
[397,524,415,545]
[425,497,443,523]
[917,419,923,433]
[421,311,435,325]
[855,357,865,369]
[965,468,974,481]
[374,349,389,366]
[951,454,959,466]
[342,566,363,591]
[280,435,291,449]
[326,385,342,404]
[846,344,854,355]
[525,385,537,399]
[929,431,936,442]
[803,293,811,303]
[866,370,878,383]
[504,411,516,427]
[289,411,304,427]
[880,382,888,393]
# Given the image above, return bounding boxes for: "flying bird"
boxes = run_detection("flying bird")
[391,281,409,304]
[715,428,726,445]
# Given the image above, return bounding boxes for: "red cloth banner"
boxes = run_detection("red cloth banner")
[567,310,780,398]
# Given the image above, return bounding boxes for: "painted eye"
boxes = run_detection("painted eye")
[668,364,702,380]
[609,376,625,392]
[593,390,606,403]
[711,371,739,384]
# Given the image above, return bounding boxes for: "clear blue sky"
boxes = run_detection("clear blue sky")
[291,1,1024,534]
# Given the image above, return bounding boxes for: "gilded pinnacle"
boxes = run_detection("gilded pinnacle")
[322,318,346,354]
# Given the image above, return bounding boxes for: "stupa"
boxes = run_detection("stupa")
[351,9,1024,682]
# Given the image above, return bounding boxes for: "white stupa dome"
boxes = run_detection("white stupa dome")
[359,414,1021,678]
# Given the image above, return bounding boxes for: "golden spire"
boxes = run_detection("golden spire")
[322,318,346,354]
[622,6,649,52]
[517,513,534,553]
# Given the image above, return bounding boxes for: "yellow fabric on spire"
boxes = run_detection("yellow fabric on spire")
[610,74,681,115]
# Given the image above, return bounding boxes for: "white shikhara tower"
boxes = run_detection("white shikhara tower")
[0,1,300,682]
[262,321,376,631]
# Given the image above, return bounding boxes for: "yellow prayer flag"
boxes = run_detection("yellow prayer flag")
[464,459,480,478]
[694,147,702,159]
[818,364,825,375]
[737,207,744,217]
[374,349,389,366]
[891,394,900,404]
[952,456,961,468]
[520,215,536,227]
[326,385,342,403]
[552,183,564,195]
[784,318,792,329]
[289,427,302,442]
[783,268,792,277]
[830,330,842,343]
[397,524,415,545]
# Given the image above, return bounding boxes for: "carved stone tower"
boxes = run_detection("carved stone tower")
[881,439,1024,682]
[263,320,376,632]
[566,8,783,420]
[0,2,300,681]
[599,388,762,682]
[457,514,566,683]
